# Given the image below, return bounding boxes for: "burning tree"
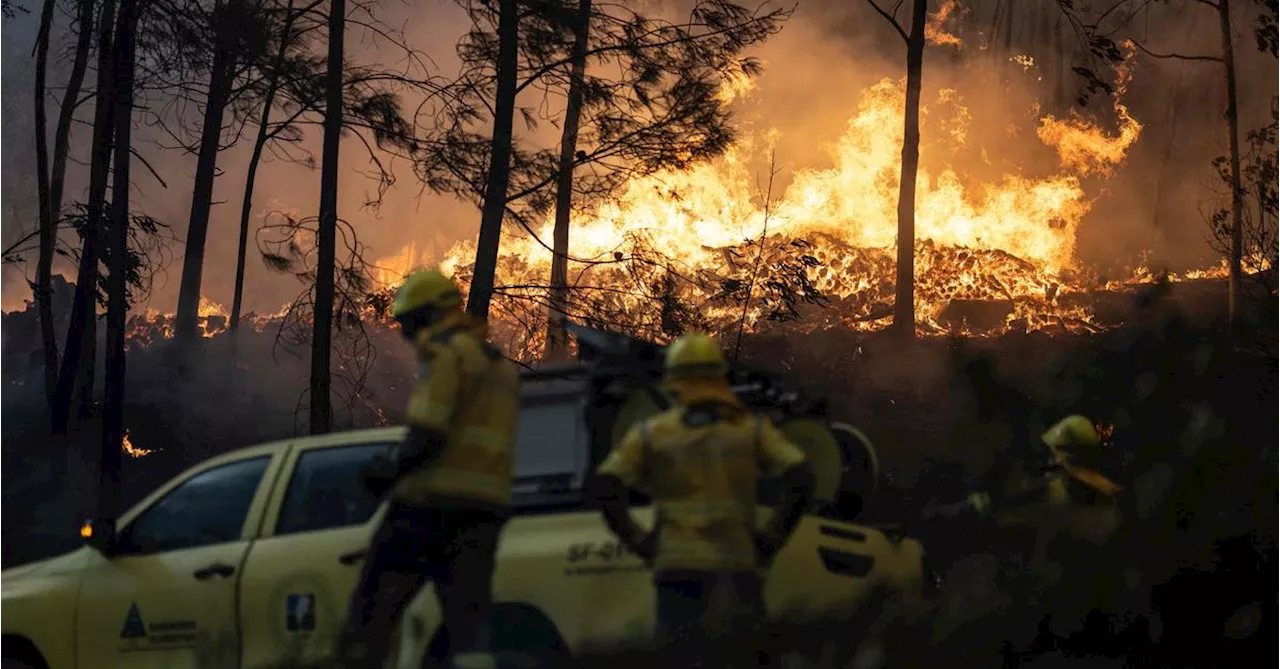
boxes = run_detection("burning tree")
[415,0,793,334]
[1206,95,1279,350]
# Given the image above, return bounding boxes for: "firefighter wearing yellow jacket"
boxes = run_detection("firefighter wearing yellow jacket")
[337,268,520,669]
[928,414,1123,542]
[591,333,815,667]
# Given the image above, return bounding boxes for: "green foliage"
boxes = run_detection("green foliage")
[62,202,175,310]
[418,0,793,222]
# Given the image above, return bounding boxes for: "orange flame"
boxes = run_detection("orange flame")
[123,430,155,458]
[926,0,966,47]
[1037,42,1142,176]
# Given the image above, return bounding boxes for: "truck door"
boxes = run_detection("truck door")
[74,451,282,669]
[237,440,402,668]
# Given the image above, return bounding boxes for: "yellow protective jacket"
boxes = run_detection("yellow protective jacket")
[596,392,807,574]
[392,311,521,512]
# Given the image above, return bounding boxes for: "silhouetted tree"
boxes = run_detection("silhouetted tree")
[863,0,928,340]
[53,0,119,434]
[310,0,345,434]
[40,0,97,405]
[102,0,141,525]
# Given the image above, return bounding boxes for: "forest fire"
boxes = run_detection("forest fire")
[427,71,1189,349]
[120,65,1233,359]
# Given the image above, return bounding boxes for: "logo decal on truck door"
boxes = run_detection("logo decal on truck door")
[286,593,317,631]
[120,602,147,639]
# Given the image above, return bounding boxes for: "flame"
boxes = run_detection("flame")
[925,0,966,47]
[716,64,760,105]
[434,74,1114,356]
[122,430,156,458]
[125,295,229,349]
[1036,42,1142,176]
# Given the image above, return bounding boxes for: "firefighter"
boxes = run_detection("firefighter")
[590,332,816,668]
[923,414,1124,663]
[925,414,1122,533]
[337,268,520,669]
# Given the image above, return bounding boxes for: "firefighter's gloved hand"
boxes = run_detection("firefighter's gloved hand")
[362,456,399,498]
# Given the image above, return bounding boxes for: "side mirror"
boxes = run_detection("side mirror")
[80,518,117,556]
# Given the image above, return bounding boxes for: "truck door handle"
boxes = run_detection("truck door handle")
[193,563,236,580]
[338,549,366,566]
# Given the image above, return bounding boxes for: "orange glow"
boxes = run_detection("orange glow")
[926,0,966,47]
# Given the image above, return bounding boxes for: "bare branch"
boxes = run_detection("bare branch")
[864,0,909,43]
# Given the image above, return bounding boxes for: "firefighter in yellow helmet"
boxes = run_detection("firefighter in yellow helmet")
[921,415,1125,663]
[926,414,1123,529]
[337,268,520,669]
[591,332,816,667]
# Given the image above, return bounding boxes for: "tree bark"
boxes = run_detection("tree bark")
[174,0,239,344]
[544,0,591,361]
[51,0,96,231]
[52,0,119,434]
[1052,11,1065,112]
[1150,60,1187,253]
[892,0,927,340]
[41,0,98,409]
[231,0,299,332]
[102,0,139,525]
[34,0,57,404]
[466,0,519,321]
[310,0,344,435]
[1218,0,1244,341]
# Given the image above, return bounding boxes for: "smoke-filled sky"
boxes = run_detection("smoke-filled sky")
[2,0,1276,315]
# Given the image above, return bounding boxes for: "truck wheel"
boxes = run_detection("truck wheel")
[777,416,846,507]
[830,423,879,493]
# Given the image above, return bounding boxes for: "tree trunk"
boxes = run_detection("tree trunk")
[1218,0,1244,340]
[311,0,345,435]
[41,0,97,410]
[174,0,238,344]
[51,0,96,230]
[466,0,519,321]
[544,0,591,362]
[1150,60,1187,253]
[892,0,927,340]
[1052,11,1065,112]
[231,0,299,332]
[34,0,57,404]
[53,0,118,435]
[102,0,139,525]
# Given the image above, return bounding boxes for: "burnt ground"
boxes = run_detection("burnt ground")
[1,277,1276,667]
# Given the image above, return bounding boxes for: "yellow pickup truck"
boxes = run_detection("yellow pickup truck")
[2,331,923,669]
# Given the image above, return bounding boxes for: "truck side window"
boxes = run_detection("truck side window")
[275,443,393,536]
[115,456,271,556]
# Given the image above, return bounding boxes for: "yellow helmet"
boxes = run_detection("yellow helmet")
[1042,414,1102,463]
[663,332,728,380]
[391,268,462,318]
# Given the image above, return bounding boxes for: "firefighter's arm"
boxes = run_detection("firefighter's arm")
[591,426,655,561]
[757,419,816,560]
[922,492,993,520]
[363,338,459,495]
